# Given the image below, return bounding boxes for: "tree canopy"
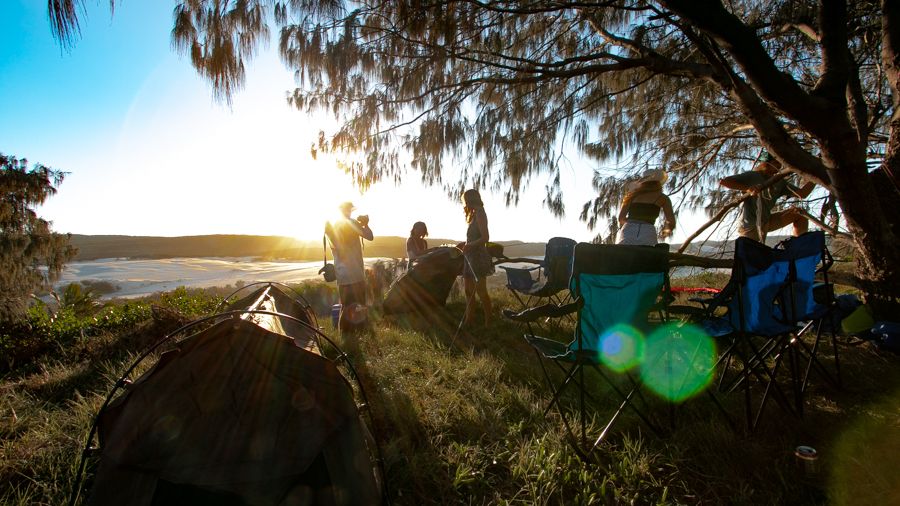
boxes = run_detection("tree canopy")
[0,154,76,321]
[50,0,900,297]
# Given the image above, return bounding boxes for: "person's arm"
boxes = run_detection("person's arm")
[719,175,753,192]
[347,218,374,241]
[360,224,374,241]
[617,194,631,226]
[720,171,772,195]
[324,222,340,260]
[659,195,676,238]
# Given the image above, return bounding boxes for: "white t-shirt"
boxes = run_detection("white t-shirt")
[328,218,366,285]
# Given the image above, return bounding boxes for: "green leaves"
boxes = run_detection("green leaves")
[0,154,76,322]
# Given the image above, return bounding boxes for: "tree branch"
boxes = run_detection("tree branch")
[661,0,835,132]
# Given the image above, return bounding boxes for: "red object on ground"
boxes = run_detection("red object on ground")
[670,286,721,294]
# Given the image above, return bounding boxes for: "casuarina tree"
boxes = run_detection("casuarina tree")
[50,1,900,305]
[0,154,76,321]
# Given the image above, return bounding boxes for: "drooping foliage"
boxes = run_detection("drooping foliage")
[49,1,900,297]
[0,154,76,321]
[47,0,117,48]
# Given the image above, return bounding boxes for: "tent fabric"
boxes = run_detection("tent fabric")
[86,285,380,506]
[383,246,464,314]
[225,285,319,351]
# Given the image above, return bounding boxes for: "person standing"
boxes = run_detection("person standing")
[460,189,493,327]
[406,221,429,269]
[325,201,374,333]
[616,169,676,246]
[719,152,815,242]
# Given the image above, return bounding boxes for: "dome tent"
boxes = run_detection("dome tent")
[71,283,383,506]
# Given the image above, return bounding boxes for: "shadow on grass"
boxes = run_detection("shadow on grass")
[387,291,900,504]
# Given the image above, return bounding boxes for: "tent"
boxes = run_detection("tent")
[72,283,383,506]
[383,247,465,315]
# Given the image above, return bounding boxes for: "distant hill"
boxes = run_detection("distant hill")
[69,234,548,261]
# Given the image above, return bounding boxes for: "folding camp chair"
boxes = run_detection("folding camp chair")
[505,243,673,458]
[778,231,842,396]
[498,237,576,312]
[671,232,837,431]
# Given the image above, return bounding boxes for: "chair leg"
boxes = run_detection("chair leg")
[540,358,579,418]
[590,387,639,452]
[729,338,797,431]
[751,338,791,430]
[590,365,662,437]
[796,321,840,390]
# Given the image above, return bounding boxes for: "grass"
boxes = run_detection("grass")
[2,277,900,504]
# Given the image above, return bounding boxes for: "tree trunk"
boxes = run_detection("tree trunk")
[831,164,900,315]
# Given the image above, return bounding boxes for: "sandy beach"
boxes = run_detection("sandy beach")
[55,257,398,299]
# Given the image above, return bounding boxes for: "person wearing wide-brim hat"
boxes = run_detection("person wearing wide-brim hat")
[719,151,816,242]
[616,168,677,246]
[325,201,374,333]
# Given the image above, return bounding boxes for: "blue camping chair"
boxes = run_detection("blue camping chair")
[498,237,577,313]
[505,243,679,458]
[776,232,841,396]
[674,231,838,430]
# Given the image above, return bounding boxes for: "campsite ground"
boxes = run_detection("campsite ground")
[1,275,899,504]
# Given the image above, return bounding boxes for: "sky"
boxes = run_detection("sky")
[0,1,709,244]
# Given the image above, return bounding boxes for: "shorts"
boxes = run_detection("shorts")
[617,220,658,246]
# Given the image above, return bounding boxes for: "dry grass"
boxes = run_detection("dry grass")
[2,279,899,504]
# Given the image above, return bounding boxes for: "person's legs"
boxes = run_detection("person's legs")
[338,283,351,331]
[765,208,809,237]
[463,275,477,326]
[339,281,367,333]
[475,277,492,325]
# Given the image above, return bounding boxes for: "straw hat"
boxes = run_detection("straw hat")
[638,169,668,185]
[625,169,668,193]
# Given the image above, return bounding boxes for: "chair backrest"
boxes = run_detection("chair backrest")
[541,237,577,289]
[778,231,827,321]
[568,243,669,353]
[726,232,825,335]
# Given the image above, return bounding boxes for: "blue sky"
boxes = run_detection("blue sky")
[1,1,711,243]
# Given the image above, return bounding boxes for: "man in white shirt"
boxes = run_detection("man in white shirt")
[325,201,374,333]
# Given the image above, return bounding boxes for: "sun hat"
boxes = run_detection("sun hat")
[338,201,355,211]
[638,169,668,184]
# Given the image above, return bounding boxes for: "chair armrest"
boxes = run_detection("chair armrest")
[498,265,541,273]
[503,298,582,323]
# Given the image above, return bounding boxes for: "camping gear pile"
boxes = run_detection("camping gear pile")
[383,246,465,315]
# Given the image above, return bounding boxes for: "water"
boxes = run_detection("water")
[56,257,395,299]
[56,256,728,300]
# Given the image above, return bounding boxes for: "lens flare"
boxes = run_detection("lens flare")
[640,323,717,402]
[596,324,644,372]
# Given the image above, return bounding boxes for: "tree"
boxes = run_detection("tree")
[0,154,76,321]
[51,1,900,303]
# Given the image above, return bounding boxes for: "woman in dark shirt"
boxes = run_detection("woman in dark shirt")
[461,189,493,326]
[406,221,428,268]
[616,169,676,246]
